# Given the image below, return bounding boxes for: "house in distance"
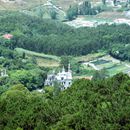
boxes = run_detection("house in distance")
[45,64,72,90]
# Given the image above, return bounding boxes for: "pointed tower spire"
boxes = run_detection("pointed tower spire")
[68,63,71,72]
[62,66,65,72]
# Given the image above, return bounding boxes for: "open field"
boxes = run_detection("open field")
[36,58,59,67]
[94,11,127,20]
[65,11,130,28]
[15,48,60,68]
[84,11,129,23]
[0,0,84,11]
[74,52,106,62]
[0,0,47,10]
[15,48,130,77]
[83,54,130,76]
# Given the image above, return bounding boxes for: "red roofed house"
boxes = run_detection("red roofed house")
[3,34,13,40]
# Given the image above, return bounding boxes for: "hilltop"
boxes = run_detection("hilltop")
[0,0,84,11]
[0,0,79,19]
[0,0,102,13]
[0,0,129,21]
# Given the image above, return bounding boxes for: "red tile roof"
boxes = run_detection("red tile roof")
[3,34,13,40]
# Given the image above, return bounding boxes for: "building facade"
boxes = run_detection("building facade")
[45,65,72,90]
[0,69,8,77]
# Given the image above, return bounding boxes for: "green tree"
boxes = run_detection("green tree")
[66,5,78,20]
[92,68,109,80]
[50,10,57,20]
[60,56,71,71]
[102,0,106,5]
[113,0,117,6]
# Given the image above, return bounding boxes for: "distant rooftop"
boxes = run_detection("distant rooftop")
[3,34,13,40]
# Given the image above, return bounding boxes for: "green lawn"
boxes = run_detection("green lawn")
[15,48,60,61]
[107,64,129,76]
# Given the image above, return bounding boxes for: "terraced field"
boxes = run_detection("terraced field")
[83,55,130,76]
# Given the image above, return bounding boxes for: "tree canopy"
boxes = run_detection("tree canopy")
[0,73,130,129]
[0,12,130,62]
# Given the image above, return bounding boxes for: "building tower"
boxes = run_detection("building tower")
[44,64,73,90]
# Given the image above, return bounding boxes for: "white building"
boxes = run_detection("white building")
[45,64,72,90]
[0,69,8,77]
[1,0,15,3]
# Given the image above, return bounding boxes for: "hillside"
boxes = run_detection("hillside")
[0,0,129,21]
[0,0,82,20]
[0,0,84,11]
[0,1,130,130]
[0,12,130,59]
[0,73,130,129]
[0,0,101,11]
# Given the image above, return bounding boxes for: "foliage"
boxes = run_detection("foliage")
[110,44,130,61]
[50,10,57,20]
[102,0,106,5]
[66,1,103,21]
[0,12,130,61]
[0,44,47,93]
[92,68,109,80]
[60,56,71,70]
[66,5,78,20]
[0,73,130,129]
[79,1,97,15]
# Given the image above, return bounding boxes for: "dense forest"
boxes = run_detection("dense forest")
[0,73,130,130]
[0,10,130,130]
[0,12,130,61]
[0,44,47,94]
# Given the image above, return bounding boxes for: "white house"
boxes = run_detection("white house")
[0,69,8,77]
[45,64,72,90]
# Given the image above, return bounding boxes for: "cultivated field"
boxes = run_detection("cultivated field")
[15,48,130,77]
[83,54,130,76]
[15,48,60,68]
[74,52,106,62]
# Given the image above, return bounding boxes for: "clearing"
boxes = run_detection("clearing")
[15,48,60,68]
[82,54,130,76]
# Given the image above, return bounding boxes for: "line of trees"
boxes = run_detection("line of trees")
[66,1,102,20]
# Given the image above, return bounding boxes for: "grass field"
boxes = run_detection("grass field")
[74,52,106,63]
[0,0,83,11]
[0,0,47,10]
[95,11,126,19]
[82,54,130,77]
[15,48,130,77]
[83,11,129,22]
[15,48,60,68]
[107,64,129,76]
